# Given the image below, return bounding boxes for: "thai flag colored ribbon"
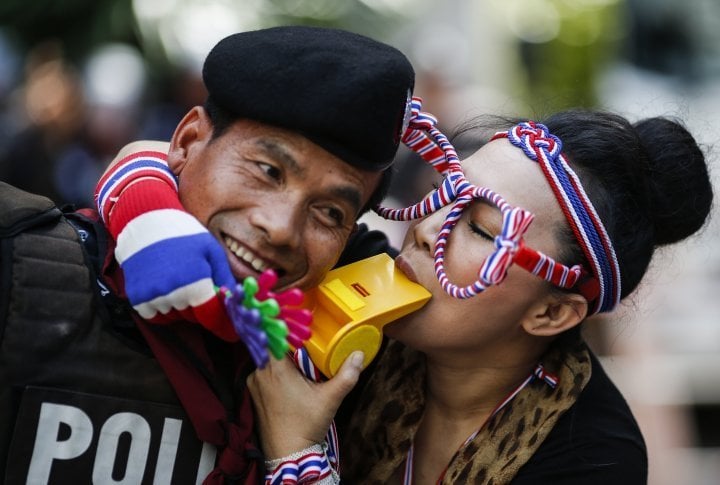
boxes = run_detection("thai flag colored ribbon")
[495,122,620,314]
[374,105,611,311]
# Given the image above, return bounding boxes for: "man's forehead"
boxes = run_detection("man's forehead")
[245,132,375,212]
[253,139,301,174]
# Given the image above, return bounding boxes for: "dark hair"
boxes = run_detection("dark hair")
[203,97,393,216]
[205,96,234,139]
[454,109,713,301]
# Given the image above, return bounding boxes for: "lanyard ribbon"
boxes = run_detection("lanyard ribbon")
[402,363,558,485]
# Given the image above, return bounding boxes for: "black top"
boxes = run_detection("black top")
[512,351,647,484]
[336,344,647,484]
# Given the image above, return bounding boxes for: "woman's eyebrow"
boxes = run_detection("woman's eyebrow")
[472,197,500,211]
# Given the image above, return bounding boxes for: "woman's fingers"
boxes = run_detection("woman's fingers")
[247,351,365,459]
[323,351,364,404]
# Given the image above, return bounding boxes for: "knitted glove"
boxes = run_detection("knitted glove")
[95,150,238,341]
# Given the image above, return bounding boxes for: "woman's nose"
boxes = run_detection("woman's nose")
[412,209,446,255]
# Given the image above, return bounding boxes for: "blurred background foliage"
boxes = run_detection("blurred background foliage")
[0,0,138,61]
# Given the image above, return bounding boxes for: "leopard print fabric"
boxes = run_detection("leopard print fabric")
[341,338,591,484]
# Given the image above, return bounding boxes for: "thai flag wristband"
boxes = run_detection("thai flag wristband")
[264,442,339,485]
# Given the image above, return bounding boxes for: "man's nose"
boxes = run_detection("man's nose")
[250,199,303,248]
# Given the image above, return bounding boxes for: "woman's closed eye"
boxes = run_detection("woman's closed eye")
[468,220,495,242]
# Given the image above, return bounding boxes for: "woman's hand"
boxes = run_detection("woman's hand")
[247,350,364,459]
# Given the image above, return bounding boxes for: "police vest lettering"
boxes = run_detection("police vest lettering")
[7,387,216,484]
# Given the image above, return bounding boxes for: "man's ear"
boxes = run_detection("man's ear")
[520,293,588,337]
[167,106,213,174]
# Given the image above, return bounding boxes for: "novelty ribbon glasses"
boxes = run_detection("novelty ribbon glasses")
[376,98,621,315]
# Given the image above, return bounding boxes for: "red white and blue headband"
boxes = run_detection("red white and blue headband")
[382,98,621,315]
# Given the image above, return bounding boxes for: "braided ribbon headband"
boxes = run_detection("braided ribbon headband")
[376,99,620,314]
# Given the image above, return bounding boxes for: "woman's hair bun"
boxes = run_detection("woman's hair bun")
[634,117,713,246]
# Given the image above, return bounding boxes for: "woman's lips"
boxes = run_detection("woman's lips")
[394,254,419,284]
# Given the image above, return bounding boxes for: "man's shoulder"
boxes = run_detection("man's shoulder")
[0,184,104,346]
[0,182,62,235]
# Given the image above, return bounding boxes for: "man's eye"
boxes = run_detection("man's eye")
[258,162,281,180]
[317,206,346,227]
[468,221,495,242]
[328,207,345,225]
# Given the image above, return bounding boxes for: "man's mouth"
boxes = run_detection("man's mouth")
[224,235,270,273]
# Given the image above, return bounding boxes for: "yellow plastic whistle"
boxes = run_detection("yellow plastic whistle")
[303,253,431,377]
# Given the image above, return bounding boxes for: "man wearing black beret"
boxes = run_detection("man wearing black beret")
[0,26,419,484]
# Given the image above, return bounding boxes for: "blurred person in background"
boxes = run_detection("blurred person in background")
[0,42,86,204]
[0,41,149,208]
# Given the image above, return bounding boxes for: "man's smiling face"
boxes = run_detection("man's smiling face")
[167,107,383,291]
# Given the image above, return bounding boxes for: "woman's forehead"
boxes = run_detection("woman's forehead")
[458,139,568,259]
[462,140,548,204]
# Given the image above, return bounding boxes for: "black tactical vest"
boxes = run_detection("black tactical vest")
[0,182,215,483]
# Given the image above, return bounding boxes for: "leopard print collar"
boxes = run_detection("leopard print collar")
[342,338,592,484]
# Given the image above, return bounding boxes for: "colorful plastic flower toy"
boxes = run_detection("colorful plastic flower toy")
[219,283,268,367]
[219,269,313,368]
[255,270,313,349]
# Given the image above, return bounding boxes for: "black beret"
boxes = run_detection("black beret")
[202,26,415,171]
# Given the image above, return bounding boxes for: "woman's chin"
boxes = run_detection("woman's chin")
[383,312,413,340]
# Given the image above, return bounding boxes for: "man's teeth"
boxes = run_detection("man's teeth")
[224,237,268,272]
